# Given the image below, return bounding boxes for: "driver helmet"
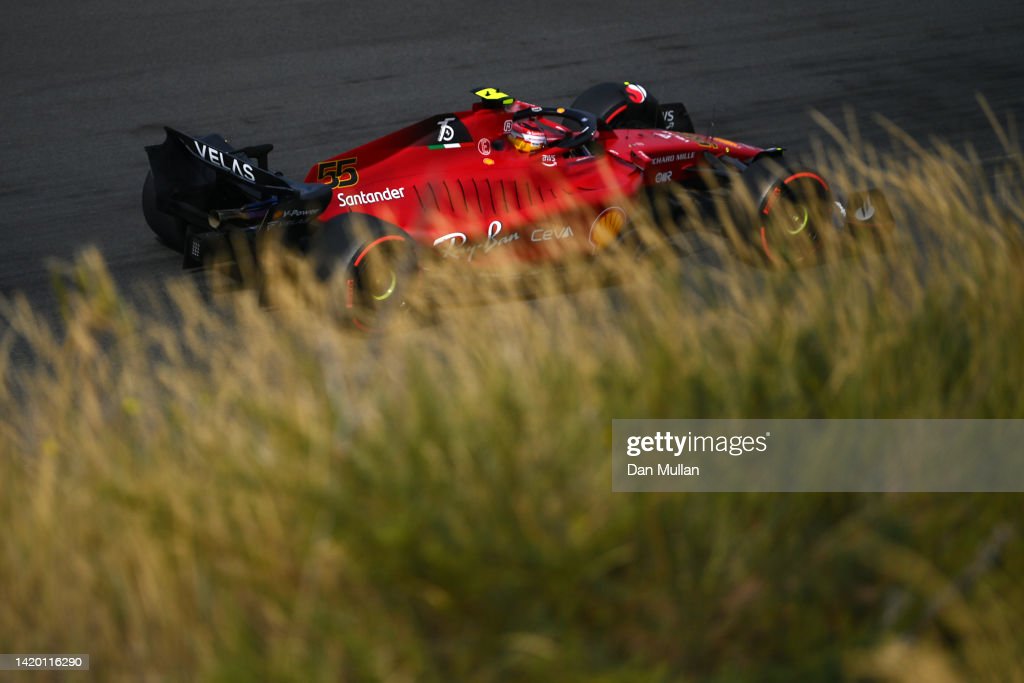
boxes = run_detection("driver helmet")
[508,118,556,153]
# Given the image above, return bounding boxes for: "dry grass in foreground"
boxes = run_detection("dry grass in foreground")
[1,122,1024,681]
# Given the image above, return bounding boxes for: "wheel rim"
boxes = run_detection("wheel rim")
[760,178,827,264]
[346,237,414,328]
[369,268,398,301]
[785,205,810,235]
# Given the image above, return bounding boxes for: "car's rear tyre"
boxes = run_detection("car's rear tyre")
[142,171,187,252]
[312,214,420,330]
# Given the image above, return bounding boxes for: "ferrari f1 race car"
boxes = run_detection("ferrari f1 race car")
[143,82,890,326]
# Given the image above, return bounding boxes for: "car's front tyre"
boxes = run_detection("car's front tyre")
[731,158,835,266]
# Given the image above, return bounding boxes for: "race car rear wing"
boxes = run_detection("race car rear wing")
[145,127,331,269]
[145,127,330,230]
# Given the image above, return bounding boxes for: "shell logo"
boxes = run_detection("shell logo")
[589,207,628,249]
[624,82,648,104]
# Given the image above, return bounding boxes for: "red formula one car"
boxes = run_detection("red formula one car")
[144,82,889,325]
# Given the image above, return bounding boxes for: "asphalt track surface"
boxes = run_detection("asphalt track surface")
[2,0,1023,334]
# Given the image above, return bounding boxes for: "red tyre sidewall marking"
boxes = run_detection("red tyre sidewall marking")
[354,235,406,267]
[349,234,408,324]
[760,173,828,262]
[782,172,829,191]
[759,226,775,262]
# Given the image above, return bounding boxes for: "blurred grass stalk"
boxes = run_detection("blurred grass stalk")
[1,115,1023,682]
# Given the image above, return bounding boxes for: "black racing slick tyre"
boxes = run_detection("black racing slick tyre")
[312,214,420,330]
[733,158,834,266]
[142,171,187,252]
